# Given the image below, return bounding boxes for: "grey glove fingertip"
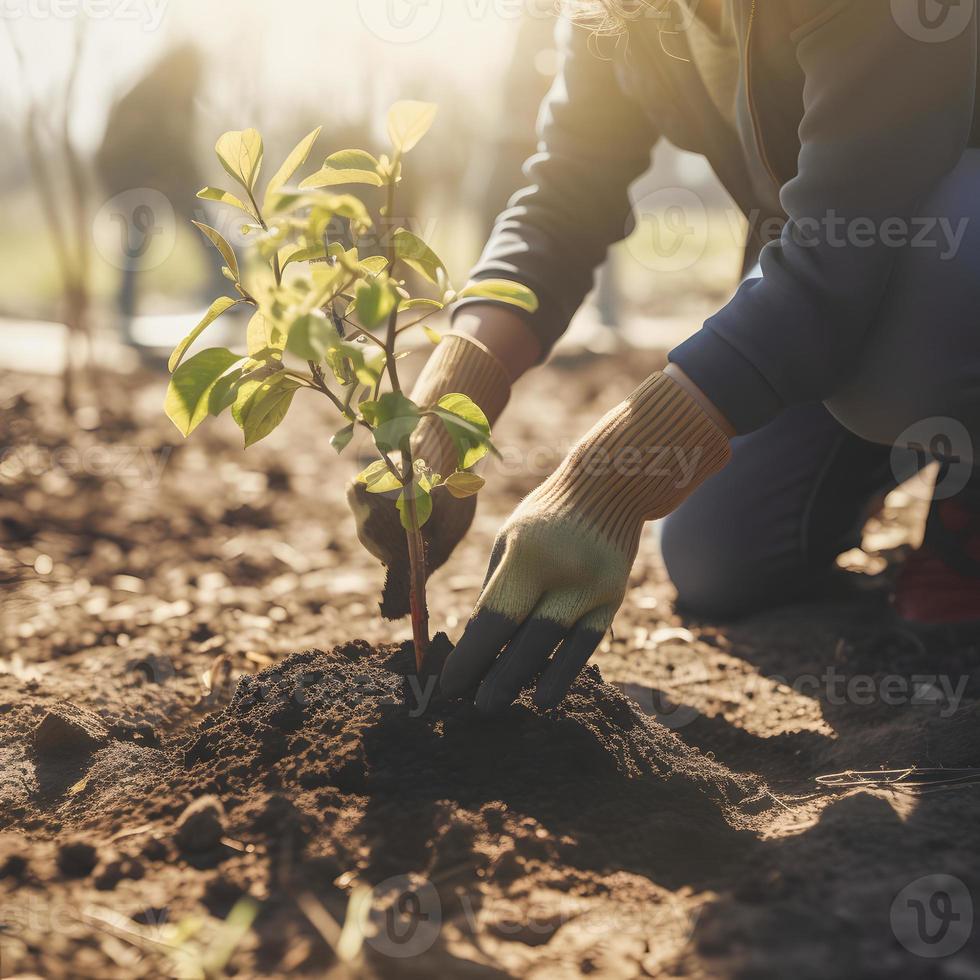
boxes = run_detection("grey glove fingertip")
[475,617,566,715]
[440,607,520,699]
[533,625,606,710]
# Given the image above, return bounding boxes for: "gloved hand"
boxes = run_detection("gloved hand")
[347,332,511,619]
[439,370,733,713]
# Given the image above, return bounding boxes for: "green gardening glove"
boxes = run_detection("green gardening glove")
[347,333,511,619]
[439,371,733,713]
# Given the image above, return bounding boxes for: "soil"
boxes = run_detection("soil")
[1,356,979,979]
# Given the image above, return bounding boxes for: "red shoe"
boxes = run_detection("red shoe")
[894,498,980,626]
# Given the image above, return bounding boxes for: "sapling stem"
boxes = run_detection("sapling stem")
[383,160,430,670]
[403,487,430,670]
[247,188,283,289]
[307,361,351,417]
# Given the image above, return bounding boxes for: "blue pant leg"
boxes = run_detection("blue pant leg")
[661,404,897,617]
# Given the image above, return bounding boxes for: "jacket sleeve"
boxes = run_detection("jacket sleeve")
[455,16,660,353]
[670,0,977,433]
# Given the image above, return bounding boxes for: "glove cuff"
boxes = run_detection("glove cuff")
[410,332,511,420]
[537,372,732,551]
[410,332,511,474]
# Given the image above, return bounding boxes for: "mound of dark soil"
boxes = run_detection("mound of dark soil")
[176,637,767,882]
[2,628,771,976]
[147,637,767,972]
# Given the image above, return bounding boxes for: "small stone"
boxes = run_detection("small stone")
[57,840,98,878]
[203,875,246,916]
[34,702,109,758]
[142,837,170,862]
[95,857,145,891]
[175,795,226,854]
[0,854,27,879]
[0,832,28,880]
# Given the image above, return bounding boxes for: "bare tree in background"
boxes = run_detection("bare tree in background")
[4,22,94,415]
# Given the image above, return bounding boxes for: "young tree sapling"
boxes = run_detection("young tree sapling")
[165,101,537,669]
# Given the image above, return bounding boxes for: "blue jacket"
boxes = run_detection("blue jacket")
[460,0,979,433]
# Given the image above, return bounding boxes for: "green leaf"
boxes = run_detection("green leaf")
[326,148,381,171]
[192,222,240,282]
[422,326,442,345]
[215,129,264,192]
[412,458,439,489]
[396,481,433,530]
[432,393,494,469]
[247,384,299,447]
[286,311,341,361]
[392,228,445,284]
[165,348,243,436]
[300,169,383,189]
[325,338,374,387]
[303,192,372,228]
[356,459,386,485]
[264,189,320,214]
[233,374,301,447]
[359,255,388,276]
[264,126,321,210]
[387,101,437,154]
[360,391,421,454]
[306,263,346,310]
[168,297,241,373]
[197,186,255,218]
[231,378,261,428]
[357,459,403,494]
[444,471,485,499]
[330,423,355,455]
[399,297,443,313]
[355,351,387,387]
[246,313,266,355]
[300,148,383,189]
[326,343,359,386]
[208,366,245,417]
[328,243,387,279]
[328,241,352,262]
[354,277,396,330]
[457,279,539,313]
[246,311,285,356]
[279,242,327,273]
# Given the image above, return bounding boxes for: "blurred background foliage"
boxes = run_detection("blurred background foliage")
[0,0,743,373]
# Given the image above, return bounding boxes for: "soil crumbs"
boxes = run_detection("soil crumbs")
[2,361,979,979]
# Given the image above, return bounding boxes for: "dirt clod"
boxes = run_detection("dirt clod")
[94,857,145,891]
[56,840,98,878]
[33,701,109,758]
[174,795,226,854]
[0,835,28,881]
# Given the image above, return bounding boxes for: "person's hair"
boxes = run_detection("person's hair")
[562,0,652,33]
